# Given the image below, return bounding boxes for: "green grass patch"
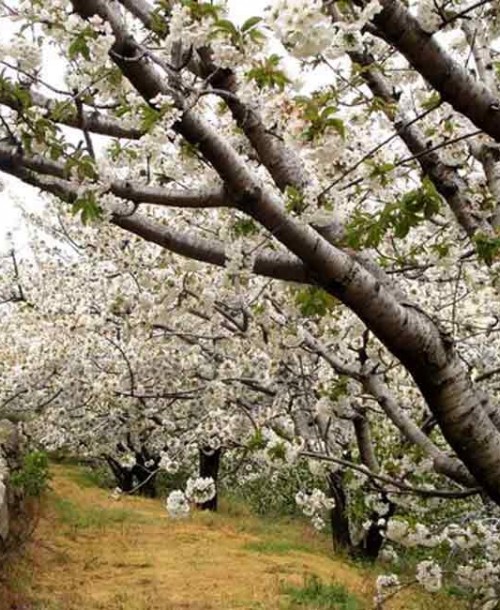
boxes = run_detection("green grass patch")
[235,518,331,557]
[244,539,313,555]
[64,464,115,490]
[283,575,362,609]
[50,495,139,531]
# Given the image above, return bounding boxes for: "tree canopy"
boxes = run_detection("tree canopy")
[1,0,500,605]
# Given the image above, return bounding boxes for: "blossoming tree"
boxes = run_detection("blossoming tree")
[1,0,500,604]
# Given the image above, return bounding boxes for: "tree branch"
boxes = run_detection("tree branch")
[0,80,143,139]
[373,0,500,142]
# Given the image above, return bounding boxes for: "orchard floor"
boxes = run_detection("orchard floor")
[2,464,457,610]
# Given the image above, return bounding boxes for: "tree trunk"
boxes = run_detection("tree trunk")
[359,496,396,560]
[198,447,221,511]
[329,470,395,560]
[328,471,354,551]
[106,456,134,492]
[132,452,157,498]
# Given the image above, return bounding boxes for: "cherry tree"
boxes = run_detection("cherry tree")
[1,0,500,604]
[0,202,496,570]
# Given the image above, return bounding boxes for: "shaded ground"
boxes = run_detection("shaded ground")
[1,464,455,609]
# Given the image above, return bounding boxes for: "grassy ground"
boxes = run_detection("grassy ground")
[1,464,461,609]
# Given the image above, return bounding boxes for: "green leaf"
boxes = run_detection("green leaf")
[150,9,168,36]
[11,451,51,497]
[181,0,223,21]
[241,16,262,32]
[432,242,450,258]
[68,30,92,61]
[367,160,395,186]
[421,91,441,111]
[232,218,259,237]
[248,29,266,43]
[246,55,291,91]
[49,143,64,161]
[325,117,345,139]
[474,233,500,265]
[212,18,239,37]
[346,176,441,248]
[71,192,102,225]
[294,90,344,141]
[139,104,161,132]
[285,186,307,215]
[267,442,286,461]
[294,287,337,317]
[0,75,32,110]
[50,101,74,122]
[247,429,267,451]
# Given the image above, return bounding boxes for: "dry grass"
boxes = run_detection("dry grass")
[1,464,462,610]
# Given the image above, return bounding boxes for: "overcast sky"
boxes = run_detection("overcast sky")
[0,0,271,250]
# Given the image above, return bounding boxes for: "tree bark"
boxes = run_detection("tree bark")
[328,471,353,551]
[373,0,500,143]
[106,456,134,492]
[198,447,221,512]
[132,452,157,498]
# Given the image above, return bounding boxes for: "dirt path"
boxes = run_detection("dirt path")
[2,464,441,609]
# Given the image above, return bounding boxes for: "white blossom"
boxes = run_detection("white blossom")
[185,477,217,504]
[416,560,442,592]
[166,490,190,519]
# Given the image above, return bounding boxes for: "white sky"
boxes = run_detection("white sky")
[0,0,270,251]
